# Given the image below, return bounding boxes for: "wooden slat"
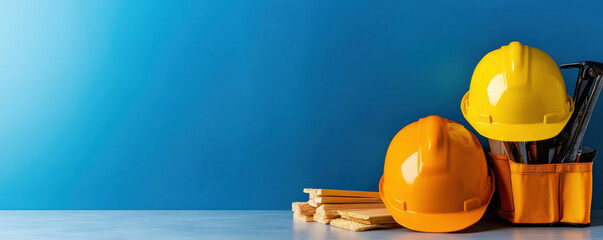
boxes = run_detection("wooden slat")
[314,196,382,204]
[337,208,396,224]
[318,203,385,211]
[315,203,386,220]
[312,189,380,198]
[303,188,313,193]
[330,218,400,231]
[308,193,316,201]
[314,211,338,219]
[293,213,314,222]
[308,200,322,208]
[316,203,385,216]
[313,213,332,224]
[291,202,316,216]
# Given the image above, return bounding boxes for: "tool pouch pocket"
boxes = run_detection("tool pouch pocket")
[489,153,592,226]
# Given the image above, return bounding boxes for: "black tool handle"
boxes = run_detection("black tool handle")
[555,61,603,163]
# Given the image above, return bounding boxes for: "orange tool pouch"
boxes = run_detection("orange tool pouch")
[489,153,592,226]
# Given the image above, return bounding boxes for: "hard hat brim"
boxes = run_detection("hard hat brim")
[461,91,573,141]
[379,168,495,233]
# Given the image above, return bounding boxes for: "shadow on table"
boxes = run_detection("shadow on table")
[452,212,510,234]
[386,212,592,240]
[589,212,603,227]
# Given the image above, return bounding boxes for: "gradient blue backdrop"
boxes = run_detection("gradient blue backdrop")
[1,0,602,209]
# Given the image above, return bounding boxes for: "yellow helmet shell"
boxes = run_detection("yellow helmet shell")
[461,41,574,141]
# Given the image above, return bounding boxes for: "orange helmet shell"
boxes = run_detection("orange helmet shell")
[380,115,494,232]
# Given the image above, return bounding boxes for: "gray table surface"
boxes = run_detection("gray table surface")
[0,210,599,239]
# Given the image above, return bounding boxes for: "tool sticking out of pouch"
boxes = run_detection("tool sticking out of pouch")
[517,142,529,164]
[554,61,603,163]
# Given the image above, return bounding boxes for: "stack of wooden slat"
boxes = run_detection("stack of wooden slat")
[292,188,401,231]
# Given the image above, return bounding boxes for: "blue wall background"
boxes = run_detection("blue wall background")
[1,0,602,209]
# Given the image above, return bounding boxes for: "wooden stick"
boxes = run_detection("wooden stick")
[313,213,332,224]
[293,213,314,222]
[318,203,385,211]
[337,208,396,224]
[308,193,316,201]
[311,189,380,198]
[314,196,382,204]
[308,200,322,208]
[303,188,313,193]
[330,218,400,231]
[314,218,331,224]
[316,203,385,216]
[314,211,339,219]
[291,202,316,216]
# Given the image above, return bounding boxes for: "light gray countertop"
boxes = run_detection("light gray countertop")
[0,210,599,239]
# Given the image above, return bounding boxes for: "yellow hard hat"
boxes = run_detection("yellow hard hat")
[460,41,574,141]
[379,115,494,233]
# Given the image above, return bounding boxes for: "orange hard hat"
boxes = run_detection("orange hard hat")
[379,115,494,233]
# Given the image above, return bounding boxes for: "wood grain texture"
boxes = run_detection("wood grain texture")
[312,189,380,198]
[314,196,382,204]
[313,214,332,224]
[314,211,338,219]
[329,218,400,231]
[318,203,386,211]
[307,200,322,208]
[291,202,316,216]
[293,213,314,222]
[316,203,386,216]
[337,208,397,224]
